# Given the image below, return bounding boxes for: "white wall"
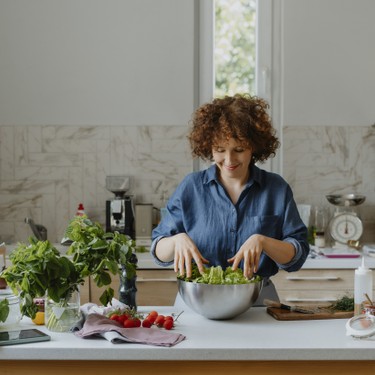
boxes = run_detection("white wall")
[282,0,375,126]
[0,0,196,126]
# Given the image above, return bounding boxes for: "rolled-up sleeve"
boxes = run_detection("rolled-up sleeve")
[275,192,310,272]
[278,237,309,271]
[150,236,174,267]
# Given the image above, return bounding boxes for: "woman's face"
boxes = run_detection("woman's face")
[212,138,252,180]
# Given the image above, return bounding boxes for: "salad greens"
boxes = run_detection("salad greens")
[178,264,262,285]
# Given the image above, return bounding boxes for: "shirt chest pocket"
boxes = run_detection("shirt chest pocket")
[246,215,282,238]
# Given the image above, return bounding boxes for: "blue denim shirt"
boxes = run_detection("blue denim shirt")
[151,164,309,278]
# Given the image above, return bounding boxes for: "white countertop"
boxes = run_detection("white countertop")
[303,255,375,269]
[0,306,374,361]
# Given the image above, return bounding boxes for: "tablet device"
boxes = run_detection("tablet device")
[0,328,51,346]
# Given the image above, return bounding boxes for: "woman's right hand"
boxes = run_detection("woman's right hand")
[172,233,209,278]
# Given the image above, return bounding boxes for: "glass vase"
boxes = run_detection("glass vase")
[45,289,81,332]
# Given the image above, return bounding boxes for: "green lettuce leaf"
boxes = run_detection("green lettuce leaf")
[179,264,262,285]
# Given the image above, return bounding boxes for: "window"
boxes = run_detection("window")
[198,0,281,173]
[215,0,256,97]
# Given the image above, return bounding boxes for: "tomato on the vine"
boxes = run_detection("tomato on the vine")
[109,309,177,330]
[123,319,136,328]
[109,314,120,321]
[133,318,141,327]
[117,315,127,324]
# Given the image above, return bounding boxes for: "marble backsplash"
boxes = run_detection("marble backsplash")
[0,124,374,244]
[283,125,375,243]
[0,125,192,243]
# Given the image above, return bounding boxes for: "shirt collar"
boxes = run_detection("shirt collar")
[203,163,263,188]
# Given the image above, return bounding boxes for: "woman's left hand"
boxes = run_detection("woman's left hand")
[228,234,264,279]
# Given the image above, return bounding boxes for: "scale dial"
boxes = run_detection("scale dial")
[329,212,363,244]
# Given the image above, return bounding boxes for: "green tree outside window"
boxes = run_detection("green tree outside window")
[215,0,256,97]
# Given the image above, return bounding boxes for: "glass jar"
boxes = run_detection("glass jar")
[0,293,21,328]
[44,289,81,332]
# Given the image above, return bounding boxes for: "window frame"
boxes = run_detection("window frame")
[197,0,282,174]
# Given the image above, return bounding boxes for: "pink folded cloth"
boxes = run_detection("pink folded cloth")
[75,313,186,347]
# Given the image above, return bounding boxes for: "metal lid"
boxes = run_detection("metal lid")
[346,314,375,338]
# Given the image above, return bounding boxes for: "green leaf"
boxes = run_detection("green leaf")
[0,299,10,322]
[99,288,114,306]
[94,272,112,287]
[124,263,137,280]
[21,277,30,293]
[90,239,107,250]
[105,260,119,275]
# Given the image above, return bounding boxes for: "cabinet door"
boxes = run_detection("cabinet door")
[272,269,354,306]
[80,278,90,305]
[89,270,177,307]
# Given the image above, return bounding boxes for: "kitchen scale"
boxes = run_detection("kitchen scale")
[326,193,366,249]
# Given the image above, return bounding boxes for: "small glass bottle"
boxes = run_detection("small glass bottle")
[314,206,327,248]
[76,203,85,216]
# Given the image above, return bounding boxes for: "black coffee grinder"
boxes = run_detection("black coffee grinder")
[105,175,135,238]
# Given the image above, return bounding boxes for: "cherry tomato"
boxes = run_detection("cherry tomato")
[117,315,127,324]
[109,314,120,322]
[142,319,152,328]
[146,314,157,324]
[148,310,158,318]
[133,318,141,328]
[123,319,136,328]
[163,319,174,330]
[155,315,165,327]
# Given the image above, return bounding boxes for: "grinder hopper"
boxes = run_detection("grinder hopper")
[106,176,131,198]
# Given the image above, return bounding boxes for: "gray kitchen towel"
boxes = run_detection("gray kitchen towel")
[75,313,186,347]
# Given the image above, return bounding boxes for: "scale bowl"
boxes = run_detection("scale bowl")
[326,193,366,207]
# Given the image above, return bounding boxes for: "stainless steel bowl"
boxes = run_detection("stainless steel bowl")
[326,193,366,206]
[177,279,263,320]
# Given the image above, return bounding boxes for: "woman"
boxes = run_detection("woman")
[151,94,309,301]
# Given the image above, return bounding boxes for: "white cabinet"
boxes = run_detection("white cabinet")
[89,269,177,307]
[272,269,358,306]
[283,0,375,126]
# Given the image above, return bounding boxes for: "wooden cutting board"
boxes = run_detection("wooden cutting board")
[266,307,354,321]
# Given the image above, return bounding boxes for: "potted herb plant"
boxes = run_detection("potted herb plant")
[0,215,137,332]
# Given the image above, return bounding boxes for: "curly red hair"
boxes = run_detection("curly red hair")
[188,94,280,163]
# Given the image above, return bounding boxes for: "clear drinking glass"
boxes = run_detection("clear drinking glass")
[45,289,81,332]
